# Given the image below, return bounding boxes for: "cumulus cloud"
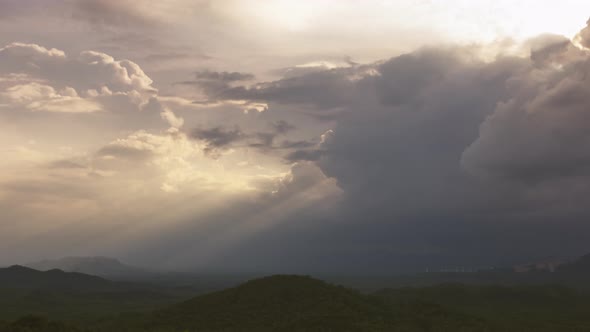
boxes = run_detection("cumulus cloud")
[0,41,190,142]
[575,19,590,49]
[2,82,102,113]
[0,42,159,117]
[462,36,590,183]
[0,43,155,92]
[271,162,342,201]
[178,24,590,269]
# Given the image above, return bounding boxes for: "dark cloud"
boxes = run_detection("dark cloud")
[249,132,276,149]
[462,38,590,183]
[177,70,256,101]
[191,126,244,156]
[69,0,159,27]
[279,140,316,149]
[177,31,590,270]
[247,121,297,149]
[190,120,302,153]
[270,120,296,134]
[285,149,325,162]
[207,67,363,111]
[193,70,255,82]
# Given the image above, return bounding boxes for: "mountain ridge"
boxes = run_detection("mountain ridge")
[25,256,146,280]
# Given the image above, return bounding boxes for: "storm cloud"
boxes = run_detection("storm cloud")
[3,1,590,274]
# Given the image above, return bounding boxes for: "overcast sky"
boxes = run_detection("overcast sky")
[2,0,590,274]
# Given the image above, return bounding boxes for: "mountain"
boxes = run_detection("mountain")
[26,256,146,280]
[0,265,186,323]
[0,265,116,292]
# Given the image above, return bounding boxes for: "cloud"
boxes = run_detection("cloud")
[160,108,185,129]
[6,14,590,273]
[190,126,244,156]
[279,140,316,149]
[270,120,295,134]
[575,19,590,49]
[142,52,211,63]
[69,0,162,27]
[285,149,325,162]
[462,35,590,183]
[0,42,187,139]
[48,159,86,170]
[2,82,102,113]
[0,43,155,93]
[174,27,590,270]
[193,70,255,82]
[271,162,342,201]
[186,119,308,155]
[215,67,363,111]
[177,70,256,102]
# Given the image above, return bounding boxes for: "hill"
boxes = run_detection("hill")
[150,275,389,331]
[376,283,590,331]
[98,275,488,332]
[0,266,185,323]
[4,272,590,331]
[0,265,115,292]
[25,257,146,281]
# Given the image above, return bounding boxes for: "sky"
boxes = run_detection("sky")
[2,0,590,274]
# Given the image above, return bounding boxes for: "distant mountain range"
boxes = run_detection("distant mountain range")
[17,252,590,291]
[0,265,117,292]
[25,256,147,280]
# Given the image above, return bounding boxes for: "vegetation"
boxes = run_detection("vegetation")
[3,266,590,331]
[0,315,84,332]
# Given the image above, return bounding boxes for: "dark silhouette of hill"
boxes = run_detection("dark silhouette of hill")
[149,275,389,331]
[100,275,489,332]
[0,265,115,292]
[26,256,147,281]
[0,266,188,323]
[0,315,82,332]
[5,274,590,331]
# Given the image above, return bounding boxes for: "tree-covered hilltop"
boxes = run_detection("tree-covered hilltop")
[4,272,590,331]
[95,275,490,332]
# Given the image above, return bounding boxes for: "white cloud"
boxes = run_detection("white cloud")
[1,82,102,113]
[0,42,157,115]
